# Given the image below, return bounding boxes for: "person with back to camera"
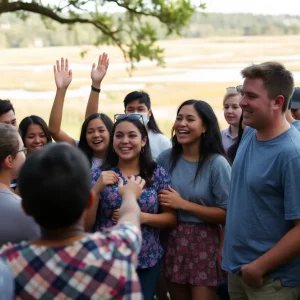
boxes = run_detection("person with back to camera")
[221,89,242,153]
[222,62,300,300]
[157,100,231,300]
[18,115,52,154]
[0,124,39,246]
[89,114,177,300]
[0,143,145,299]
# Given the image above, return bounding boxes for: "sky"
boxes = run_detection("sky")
[203,0,300,16]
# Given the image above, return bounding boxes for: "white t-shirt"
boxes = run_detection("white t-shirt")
[148,130,171,161]
[91,157,103,169]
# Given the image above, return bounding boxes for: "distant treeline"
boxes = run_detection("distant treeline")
[0,12,300,48]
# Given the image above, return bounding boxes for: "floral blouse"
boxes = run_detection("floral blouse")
[91,165,171,269]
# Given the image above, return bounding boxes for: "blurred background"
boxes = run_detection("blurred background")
[0,0,300,138]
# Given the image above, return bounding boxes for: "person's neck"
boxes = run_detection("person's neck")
[93,151,105,159]
[256,117,290,141]
[118,158,140,177]
[229,125,239,138]
[32,223,87,247]
[0,172,12,190]
[182,142,200,162]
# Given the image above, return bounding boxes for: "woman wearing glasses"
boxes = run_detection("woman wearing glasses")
[89,114,177,300]
[157,100,231,300]
[19,115,52,155]
[0,124,39,246]
[221,88,242,153]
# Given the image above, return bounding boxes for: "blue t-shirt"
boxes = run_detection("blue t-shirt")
[292,120,300,132]
[222,126,300,286]
[157,150,230,223]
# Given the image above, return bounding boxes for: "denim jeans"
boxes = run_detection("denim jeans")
[137,260,162,300]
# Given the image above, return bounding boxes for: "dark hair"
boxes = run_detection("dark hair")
[241,61,294,112]
[19,115,52,147]
[123,91,163,134]
[227,114,244,164]
[0,99,15,116]
[0,124,20,170]
[170,100,226,180]
[102,117,157,186]
[19,143,91,230]
[78,113,113,166]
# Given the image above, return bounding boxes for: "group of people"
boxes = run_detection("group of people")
[0,53,300,300]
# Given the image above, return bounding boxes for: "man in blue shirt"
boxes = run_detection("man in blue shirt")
[222,62,300,300]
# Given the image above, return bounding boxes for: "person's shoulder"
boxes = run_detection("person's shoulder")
[0,189,22,204]
[149,130,171,143]
[156,148,172,166]
[209,154,231,169]
[153,164,169,178]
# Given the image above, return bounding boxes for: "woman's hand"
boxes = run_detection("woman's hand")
[159,186,186,210]
[91,53,109,86]
[93,171,119,194]
[53,58,72,89]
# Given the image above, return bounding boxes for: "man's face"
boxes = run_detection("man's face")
[240,78,274,130]
[0,110,18,128]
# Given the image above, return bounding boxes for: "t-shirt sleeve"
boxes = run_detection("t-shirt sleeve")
[100,222,142,265]
[156,149,171,171]
[211,156,231,210]
[283,157,300,220]
[91,168,102,189]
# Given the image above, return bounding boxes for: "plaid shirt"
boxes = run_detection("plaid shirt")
[0,222,142,300]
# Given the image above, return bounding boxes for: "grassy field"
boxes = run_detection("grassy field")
[1,35,300,138]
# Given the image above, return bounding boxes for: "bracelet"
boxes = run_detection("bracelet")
[91,86,101,93]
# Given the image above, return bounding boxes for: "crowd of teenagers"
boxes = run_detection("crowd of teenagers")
[0,53,300,300]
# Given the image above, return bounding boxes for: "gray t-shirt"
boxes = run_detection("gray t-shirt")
[157,149,231,223]
[0,258,13,300]
[0,190,40,246]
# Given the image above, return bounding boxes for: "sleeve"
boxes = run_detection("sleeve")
[283,157,300,220]
[101,222,142,265]
[159,134,172,152]
[155,165,171,192]
[156,149,171,171]
[90,167,102,189]
[211,156,231,210]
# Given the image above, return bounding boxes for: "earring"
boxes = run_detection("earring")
[202,132,206,138]
[141,147,144,154]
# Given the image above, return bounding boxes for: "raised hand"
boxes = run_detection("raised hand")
[118,176,145,200]
[53,58,72,89]
[91,53,109,86]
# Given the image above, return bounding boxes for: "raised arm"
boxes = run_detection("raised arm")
[49,58,75,145]
[85,53,109,119]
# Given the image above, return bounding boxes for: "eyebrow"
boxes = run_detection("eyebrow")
[115,130,138,134]
[177,114,196,118]
[87,126,106,130]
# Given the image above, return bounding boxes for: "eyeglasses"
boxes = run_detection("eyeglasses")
[226,85,242,94]
[11,147,28,156]
[114,114,145,125]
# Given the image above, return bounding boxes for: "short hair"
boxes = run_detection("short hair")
[0,124,20,170]
[19,143,91,230]
[0,99,15,117]
[19,115,52,145]
[223,92,241,106]
[241,62,294,112]
[123,91,163,134]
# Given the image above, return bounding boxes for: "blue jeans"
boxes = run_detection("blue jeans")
[137,260,162,300]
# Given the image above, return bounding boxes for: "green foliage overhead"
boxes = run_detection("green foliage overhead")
[0,0,199,66]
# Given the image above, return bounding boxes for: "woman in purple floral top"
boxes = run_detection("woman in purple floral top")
[90,114,177,300]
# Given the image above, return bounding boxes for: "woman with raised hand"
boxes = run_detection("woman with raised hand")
[0,124,39,246]
[90,114,177,300]
[157,100,231,300]
[19,115,52,155]
[49,55,113,168]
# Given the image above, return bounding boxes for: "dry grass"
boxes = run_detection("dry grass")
[1,35,300,138]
